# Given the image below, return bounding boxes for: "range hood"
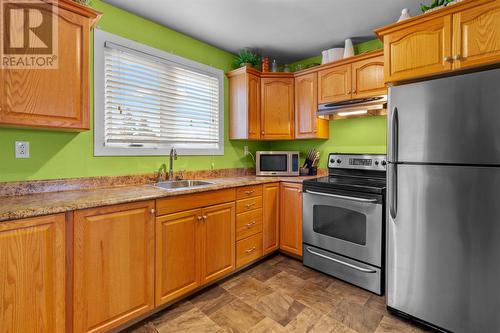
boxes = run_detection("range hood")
[318,95,387,117]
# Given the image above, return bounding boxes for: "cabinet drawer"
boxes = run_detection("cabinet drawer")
[236,196,263,213]
[156,188,236,216]
[237,233,263,268]
[236,209,263,240]
[236,184,263,199]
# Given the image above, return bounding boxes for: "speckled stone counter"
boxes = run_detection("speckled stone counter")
[0,174,324,222]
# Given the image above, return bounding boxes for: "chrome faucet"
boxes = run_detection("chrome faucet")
[169,147,177,180]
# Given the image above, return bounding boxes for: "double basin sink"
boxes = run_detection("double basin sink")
[154,180,214,190]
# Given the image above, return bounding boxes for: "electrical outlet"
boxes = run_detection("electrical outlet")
[243,146,249,156]
[15,141,30,158]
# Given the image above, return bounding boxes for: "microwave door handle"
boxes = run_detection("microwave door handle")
[306,247,377,273]
[305,190,378,203]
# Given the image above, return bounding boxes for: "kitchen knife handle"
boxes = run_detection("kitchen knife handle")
[389,163,398,220]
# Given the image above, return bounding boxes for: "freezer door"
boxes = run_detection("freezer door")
[387,164,500,332]
[388,68,500,164]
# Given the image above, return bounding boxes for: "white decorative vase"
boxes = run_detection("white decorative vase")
[343,39,354,58]
[398,8,411,22]
[328,48,344,62]
[321,50,329,64]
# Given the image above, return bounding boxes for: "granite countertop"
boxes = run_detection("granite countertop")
[0,175,321,222]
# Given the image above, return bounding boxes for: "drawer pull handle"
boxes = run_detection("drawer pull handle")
[245,190,255,195]
[245,221,256,228]
[245,247,256,253]
[245,203,256,209]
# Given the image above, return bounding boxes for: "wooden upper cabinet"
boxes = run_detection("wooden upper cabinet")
[375,0,499,83]
[0,0,101,131]
[156,209,202,306]
[261,76,295,140]
[383,15,452,82]
[452,0,500,70]
[352,55,386,98]
[73,201,155,333]
[295,72,328,139]
[200,202,236,284]
[279,182,303,257]
[0,214,66,333]
[262,182,280,255]
[318,64,352,103]
[228,67,261,140]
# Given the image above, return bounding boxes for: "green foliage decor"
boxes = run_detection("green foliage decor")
[420,0,454,12]
[232,49,260,69]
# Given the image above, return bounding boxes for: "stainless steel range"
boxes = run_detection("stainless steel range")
[302,153,386,294]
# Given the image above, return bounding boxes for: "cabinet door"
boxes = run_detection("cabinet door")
[318,64,352,103]
[0,6,93,130]
[452,1,500,70]
[279,183,303,256]
[383,15,452,82]
[295,72,319,139]
[261,77,294,140]
[200,202,235,284]
[352,55,386,99]
[248,73,261,140]
[263,182,280,255]
[156,209,202,306]
[0,214,65,333]
[73,201,155,333]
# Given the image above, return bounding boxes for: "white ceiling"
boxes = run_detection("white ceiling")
[103,0,421,63]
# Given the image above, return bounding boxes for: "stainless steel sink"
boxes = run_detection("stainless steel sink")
[154,180,214,190]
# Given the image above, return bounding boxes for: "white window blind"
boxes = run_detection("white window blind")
[94,30,224,156]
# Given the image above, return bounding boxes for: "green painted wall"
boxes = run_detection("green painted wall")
[269,116,387,166]
[0,0,265,182]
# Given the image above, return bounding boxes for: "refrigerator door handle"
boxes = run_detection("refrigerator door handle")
[389,163,398,220]
[390,107,399,162]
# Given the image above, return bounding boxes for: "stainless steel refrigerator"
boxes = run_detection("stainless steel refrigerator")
[387,68,500,332]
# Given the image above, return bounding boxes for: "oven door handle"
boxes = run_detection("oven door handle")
[306,247,377,273]
[304,190,378,203]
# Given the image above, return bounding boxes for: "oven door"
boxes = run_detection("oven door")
[303,187,383,267]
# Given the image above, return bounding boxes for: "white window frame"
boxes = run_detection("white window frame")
[93,29,225,156]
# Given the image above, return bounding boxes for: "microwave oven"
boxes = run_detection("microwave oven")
[256,151,300,176]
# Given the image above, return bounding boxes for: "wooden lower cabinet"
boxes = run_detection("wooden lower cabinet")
[262,182,280,254]
[237,232,263,268]
[156,209,202,306]
[0,214,66,333]
[279,182,303,257]
[201,202,236,284]
[156,201,235,306]
[73,201,155,333]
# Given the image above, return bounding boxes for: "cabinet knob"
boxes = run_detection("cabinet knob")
[453,54,461,61]
[353,90,357,94]
[150,208,156,215]
[261,131,265,135]
[347,90,352,94]
[443,56,452,62]
[197,216,203,221]
[202,215,208,220]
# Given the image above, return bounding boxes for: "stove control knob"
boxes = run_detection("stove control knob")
[336,159,342,164]
[375,161,379,166]
[330,158,335,164]
[381,160,387,166]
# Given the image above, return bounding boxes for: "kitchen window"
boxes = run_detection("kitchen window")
[93,29,224,156]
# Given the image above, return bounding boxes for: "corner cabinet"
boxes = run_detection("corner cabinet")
[375,0,500,83]
[262,182,280,254]
[0,0,101,131]
[0,214,66,333]
[279,182,303,257]
[260,75,295,140]
[73,201,155,333]
[227,67,328,140]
